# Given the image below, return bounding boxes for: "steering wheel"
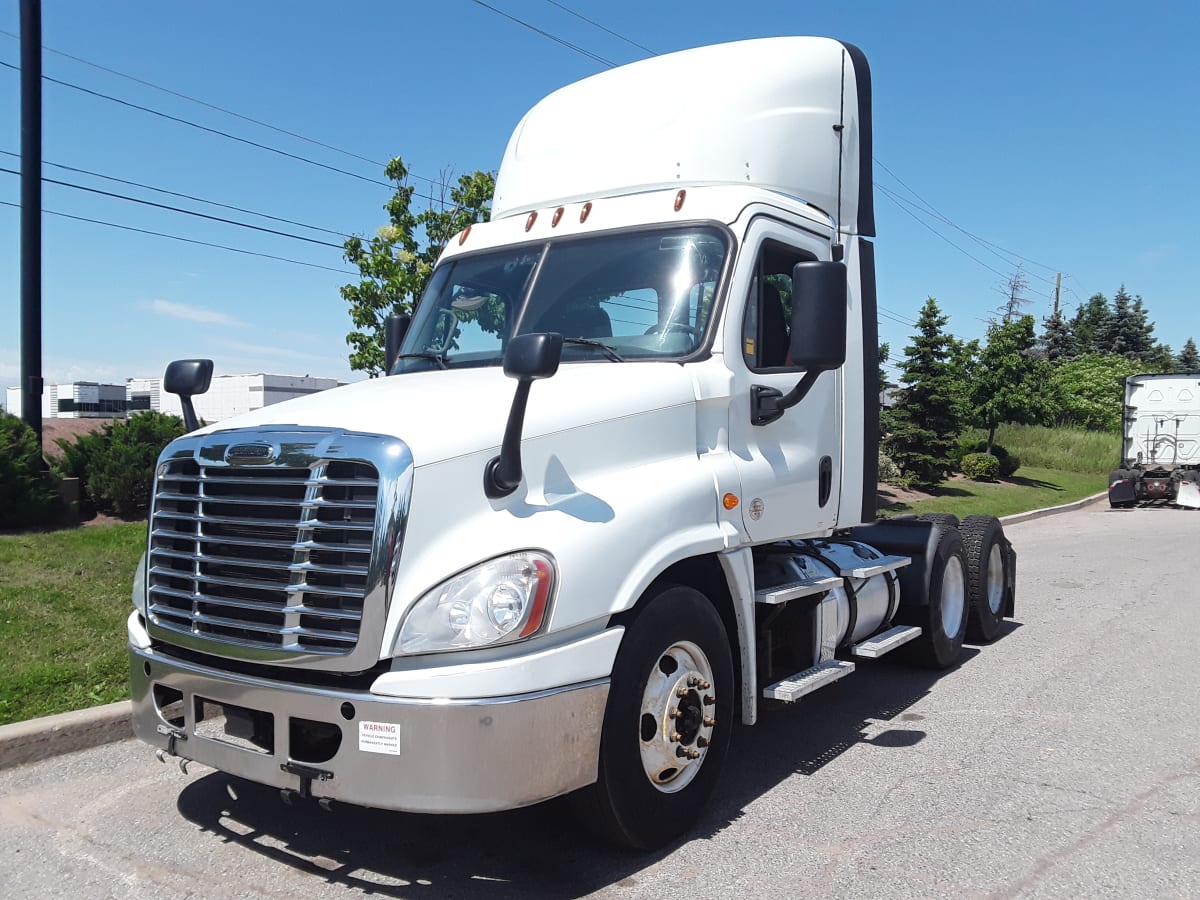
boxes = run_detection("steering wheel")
[644,321,699,338]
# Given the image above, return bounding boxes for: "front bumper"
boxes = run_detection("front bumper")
[130,631,610,814]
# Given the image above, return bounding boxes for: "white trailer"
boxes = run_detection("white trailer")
[128,37,1017,849]
[1108,372,1200,508]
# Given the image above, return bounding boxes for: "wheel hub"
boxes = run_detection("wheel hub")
[638,642,716,793]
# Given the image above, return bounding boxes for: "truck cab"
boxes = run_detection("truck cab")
[128,37,1015,849]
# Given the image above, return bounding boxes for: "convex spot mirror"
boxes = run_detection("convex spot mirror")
[788,261,847,371]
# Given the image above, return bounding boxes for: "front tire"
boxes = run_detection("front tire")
[570,583,733,850]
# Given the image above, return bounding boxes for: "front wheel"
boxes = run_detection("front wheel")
[569,583,733,850]
[961,515,1010,643]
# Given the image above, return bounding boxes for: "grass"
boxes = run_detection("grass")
[0,522,145,725]
[882,466,1108,518]
[962,424,1119,475]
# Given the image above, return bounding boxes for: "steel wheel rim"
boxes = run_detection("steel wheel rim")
[638,640,716,794]
[941,557,966,638]
[986,543,1005,614]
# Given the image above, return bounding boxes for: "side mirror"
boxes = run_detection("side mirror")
[163,359,213,432]
[751,262,847,426]
[485,333,563,499]
[384,313,411,374]
[788,261,847,371]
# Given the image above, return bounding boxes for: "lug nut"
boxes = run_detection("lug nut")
[697,737,709,748]
[687,749,701,760]
[703,716,716,727]
[668,708,682,719]
[677,687,689,698]
[669,731,682,742]
[703,695,715,706]
[699,680,710,690]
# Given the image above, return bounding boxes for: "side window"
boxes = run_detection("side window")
[742,240,810,371]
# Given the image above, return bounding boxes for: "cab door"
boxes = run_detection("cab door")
[727,218,843,542]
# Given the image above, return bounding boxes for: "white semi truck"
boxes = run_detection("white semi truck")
[128,37,1017,849]
[1107,372,1200,508]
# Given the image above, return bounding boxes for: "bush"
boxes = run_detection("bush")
[0,413,59,528]
[54,412,186,518]
[952,438,1020,477]
[50,428,110,516]
[961,452,1000,481]
[878,451,901,483]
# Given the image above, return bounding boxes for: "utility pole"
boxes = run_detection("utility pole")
[1053,272,1062,316]
[20,0,44,446]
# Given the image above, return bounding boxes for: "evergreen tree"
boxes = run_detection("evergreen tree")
[1177,338,1200,372]
[970,315,1052,452]
[1039,307,1077,361]
[1070,293,1111,355]
[881,298,961,489]
[1098,285,1160,361]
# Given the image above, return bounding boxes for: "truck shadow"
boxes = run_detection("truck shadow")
[174,632,1013,898]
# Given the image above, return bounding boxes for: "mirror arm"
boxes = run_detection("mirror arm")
[484,378,534,498]
[751,370,823,426]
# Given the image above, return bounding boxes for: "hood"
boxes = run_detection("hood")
[195,362,701,467]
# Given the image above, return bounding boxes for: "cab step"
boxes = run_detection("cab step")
[755,575,842,605]
[850,625,922,659]
[837,554,911,579]
[762,659,855,702]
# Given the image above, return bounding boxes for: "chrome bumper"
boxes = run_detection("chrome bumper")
[130,645,608,814]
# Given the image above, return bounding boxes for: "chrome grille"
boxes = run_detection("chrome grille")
[148,457,379,655]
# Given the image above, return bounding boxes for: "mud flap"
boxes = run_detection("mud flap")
[1176,479,1200,509]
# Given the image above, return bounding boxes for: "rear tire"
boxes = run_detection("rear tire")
[960,515,1009,643]
[569,583,733,850]
[904,525,968,669]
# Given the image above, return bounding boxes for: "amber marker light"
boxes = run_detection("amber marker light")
[580,201,593,223]
[525,211,538,231]
[722,493,739,510]
[674,189,687,212]
[551,206,564,227]
[458,224,472,245]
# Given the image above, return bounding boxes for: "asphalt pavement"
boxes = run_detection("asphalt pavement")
[0,501,1196,898]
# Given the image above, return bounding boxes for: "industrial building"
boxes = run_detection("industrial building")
[6,373,340,423]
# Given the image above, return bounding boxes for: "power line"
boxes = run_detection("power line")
[873,155,1059,281]
[543,1,656,55]
[877,184,1010,281]
[0,199,355,274]
[1,150,352,239]
[0,27,389,171]
[467,0,617,67]
[1,165,346,249]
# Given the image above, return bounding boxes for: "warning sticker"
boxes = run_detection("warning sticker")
[358,720,401,755]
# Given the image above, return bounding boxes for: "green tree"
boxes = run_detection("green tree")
[1176,337,1200,372]
[341,158,495,376]
[1039,307,1077,361]
[945,335,980,426]
[1098,285,1160,361]
[1048,354,1143,432]
[881,298,961,488]
[0,412,58,528]
[1070,293,1111,355]
[74,412,187,518]
[970,315,1052,452]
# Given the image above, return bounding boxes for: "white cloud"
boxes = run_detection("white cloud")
[143,299,244,326]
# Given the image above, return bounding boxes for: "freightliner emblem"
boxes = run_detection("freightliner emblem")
[225,443,276,463]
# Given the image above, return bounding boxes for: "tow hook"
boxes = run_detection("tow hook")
[154,724,187,767]
[280,760,334,803]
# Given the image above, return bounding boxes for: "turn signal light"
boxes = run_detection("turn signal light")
[722,493,739,510]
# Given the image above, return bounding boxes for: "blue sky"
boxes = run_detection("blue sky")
[2,1,1197,391]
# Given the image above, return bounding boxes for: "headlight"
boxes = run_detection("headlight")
[396,551,555,654]
[132,551,148,615]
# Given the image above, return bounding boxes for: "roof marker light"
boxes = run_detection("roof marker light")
[580,202,592,223]
[525,211,538,232]
[458,224,472,245]
[674,189,687,212]
[551,207,564,227]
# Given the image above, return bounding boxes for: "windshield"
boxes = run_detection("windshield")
[393,226,728,372]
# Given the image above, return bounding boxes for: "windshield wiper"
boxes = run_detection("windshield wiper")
[394,352,448,370]
[561,338,625,362]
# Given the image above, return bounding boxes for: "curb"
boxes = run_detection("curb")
[1000,491,1108,526]
[0,491,1110,772]
[0,700,131,771]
